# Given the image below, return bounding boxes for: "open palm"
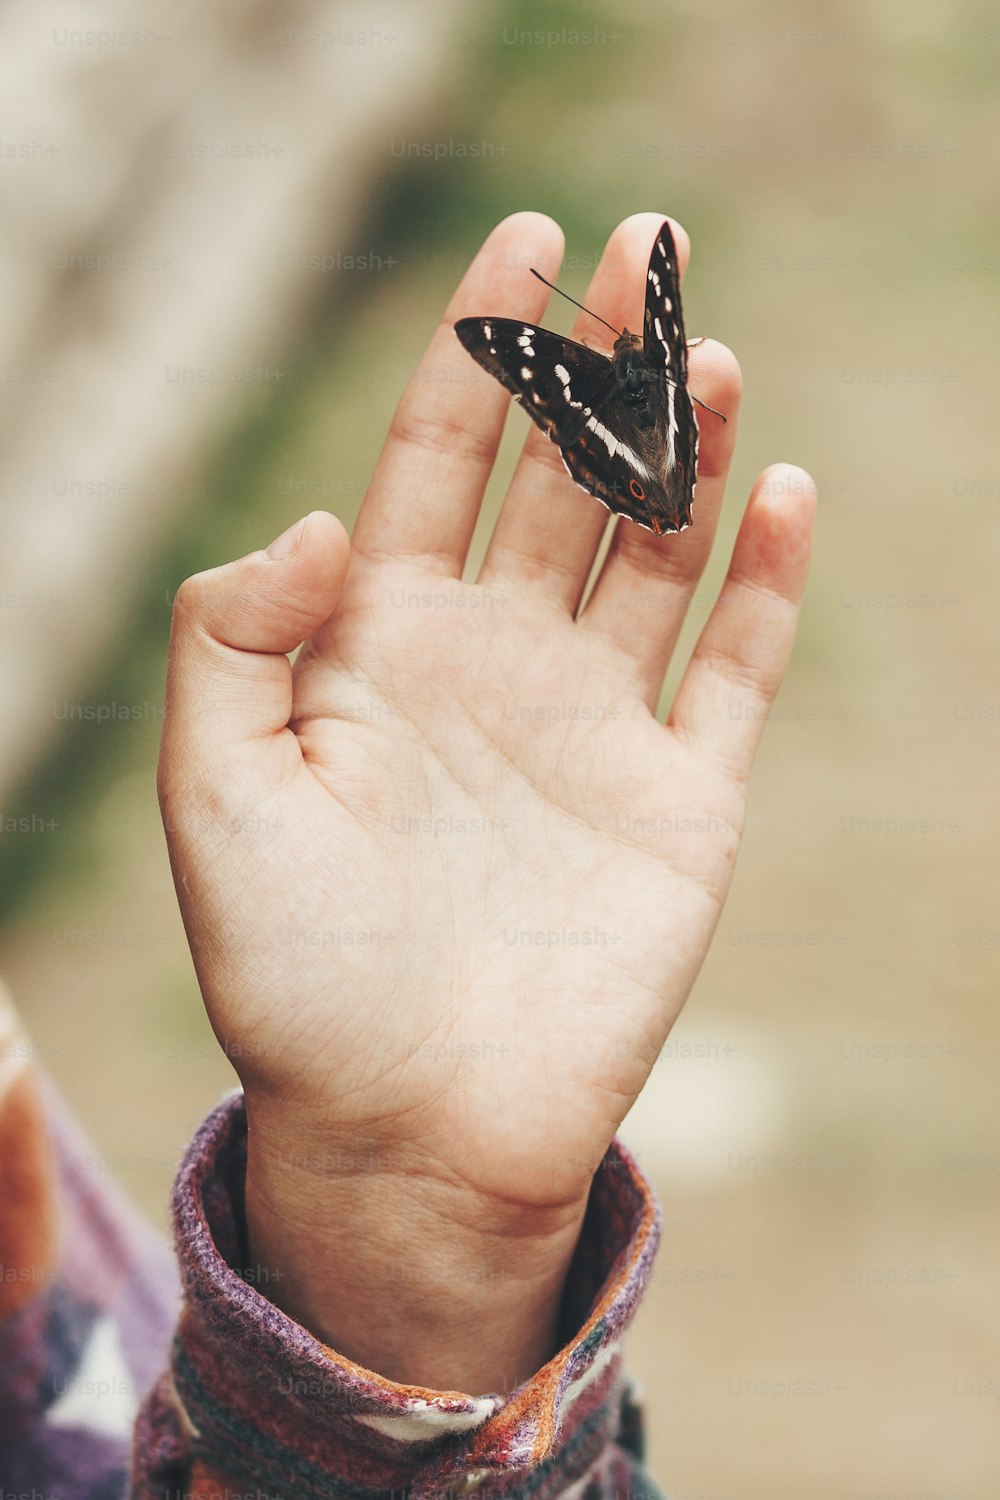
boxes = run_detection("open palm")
[159,212,813,1383]
[281,549,749,1211]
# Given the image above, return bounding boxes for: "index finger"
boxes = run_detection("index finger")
[350,212,564,576]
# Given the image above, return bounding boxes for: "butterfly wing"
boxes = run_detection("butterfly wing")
[629,221,700,533]
[454,318,615,448]
[455,317,669,529]
[642,222,688,382]
[558,400,692,534]
[576,391,698,535]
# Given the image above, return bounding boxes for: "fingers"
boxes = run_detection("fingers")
[158,512,350,803]
[579,338,742,705]
[478,213,691,613]
[668,465,816,785]
[350,212,564,575]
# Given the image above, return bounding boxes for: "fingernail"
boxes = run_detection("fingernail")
[266,517,306,560]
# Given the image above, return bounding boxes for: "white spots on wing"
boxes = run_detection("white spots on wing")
[489,347,497,356]
[623,447,650,478]
[585,416,650,478]
[648,268,661,295]
[665,382,678,472]
[482,322,493,340]
[654,317,676,371]
[516,333,535,357]
[520,366,532,380]
[553,363,582,408]
[663,298,673,313]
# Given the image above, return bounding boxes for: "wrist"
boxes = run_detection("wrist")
[243,1105,589,1394]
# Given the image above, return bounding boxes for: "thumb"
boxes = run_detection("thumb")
[159,511,350,793]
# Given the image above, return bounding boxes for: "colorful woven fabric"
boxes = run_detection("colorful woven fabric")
[0,1062,178,1496]
[0,1057,664,1499]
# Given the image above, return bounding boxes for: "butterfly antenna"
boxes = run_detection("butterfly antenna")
[690,392,728,423]
[530,268,623,339]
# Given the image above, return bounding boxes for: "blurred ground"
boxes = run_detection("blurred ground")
[1,1,998,1496]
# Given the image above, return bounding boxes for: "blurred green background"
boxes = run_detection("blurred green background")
[1,1,997,1494]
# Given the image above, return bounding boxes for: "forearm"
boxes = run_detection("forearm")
[244,1115,588,1393]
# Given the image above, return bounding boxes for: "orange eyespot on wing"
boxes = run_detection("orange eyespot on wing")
[629,478,646,500]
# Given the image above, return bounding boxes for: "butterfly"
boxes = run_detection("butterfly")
[454,221,723,536]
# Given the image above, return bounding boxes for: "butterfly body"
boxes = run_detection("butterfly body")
[455,222,700,536]
[609,331,663,424]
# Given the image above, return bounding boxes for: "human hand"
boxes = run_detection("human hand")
[158,212,814,1392]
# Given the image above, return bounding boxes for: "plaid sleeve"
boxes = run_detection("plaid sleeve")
[0,1025,178,1499]
[131,1093,666,1500]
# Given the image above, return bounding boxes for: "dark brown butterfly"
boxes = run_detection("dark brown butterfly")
[455,221,724,536]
